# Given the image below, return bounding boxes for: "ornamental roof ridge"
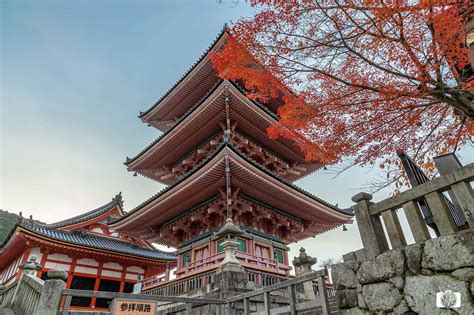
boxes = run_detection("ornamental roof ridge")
[45,193,123,229]
[114,140,352,226]
[139,25,228,120]
[17,220,176,261]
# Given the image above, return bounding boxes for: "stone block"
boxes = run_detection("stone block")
[332,262,358,289]
[404,275,473,315]
[343,251,356,262]
[389,276,405,290]
[404,243,422,275]
[422,229,474,271]
[362,282,401,312]
[355,249,367,262]
[336,289,358,309]
[452,268,474,281]
[33,278,66,315]
[391,300,409,314]
[339,307,369,314]
[47,270,68,280]
[357,249,405,284]
[357,292,367,309]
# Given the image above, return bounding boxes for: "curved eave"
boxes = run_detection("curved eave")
[47,194,124,230]
[112,143,352,234]
[139,26,228,126]
[126,81,319,183]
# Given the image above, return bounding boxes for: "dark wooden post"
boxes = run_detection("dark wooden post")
[317,272,330,315]
[185,302,192,315]
[288,284,297,315]
[352,192,389,258]
[263,292,271,315]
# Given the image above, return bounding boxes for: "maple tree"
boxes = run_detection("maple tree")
[212,0,473,192]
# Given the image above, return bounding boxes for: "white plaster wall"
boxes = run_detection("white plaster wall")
[74,266,98,275]
[103,262,123,270]
[76,258,99,266]
[47,253,72,262]
[44,261,71,271]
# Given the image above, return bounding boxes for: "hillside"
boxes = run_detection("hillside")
[0,210,20,246]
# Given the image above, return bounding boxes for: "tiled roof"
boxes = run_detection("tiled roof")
[139,25,228,119]
[126,79,224,165]
[46,193,124,229]
[19,222,176,261]
[125,80,279,166]
[114,140,352,225]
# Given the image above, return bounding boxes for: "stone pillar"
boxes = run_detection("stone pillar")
[292,248,317,300]
[352,192,389,258]
[211,219,248,300]
[33,270,68,315]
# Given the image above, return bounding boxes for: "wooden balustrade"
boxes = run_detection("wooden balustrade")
[226,269,331,315]
[0,282,17,308]
[60,289,224,315]
[60,271,332,315]
[0,273,44,314]
[174,251,290,278]
[143,270,217,296]
[352,163,473,259]
[246,269,291,287]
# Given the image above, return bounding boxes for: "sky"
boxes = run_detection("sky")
[1,0,472,267]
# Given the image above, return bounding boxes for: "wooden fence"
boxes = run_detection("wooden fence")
[0,273,43,314]
[226,269,331,315]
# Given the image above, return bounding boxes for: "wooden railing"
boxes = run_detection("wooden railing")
[60,271,332,315]
[0,273,44,314]
[60,290,224,315]
[175,251,291,278]
[226,269,331,315]
[246,269,291,287]
[0,281,17,308]
[352,163,473,259]
[144,270,216,296]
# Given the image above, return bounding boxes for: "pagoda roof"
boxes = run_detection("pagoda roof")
[126,80,321,183]
[139,26,228,131]
[46,193,124,229]
[0,221,176,262]
[112,141,352,242]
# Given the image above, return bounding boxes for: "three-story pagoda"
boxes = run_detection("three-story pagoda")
[110,28,352,289]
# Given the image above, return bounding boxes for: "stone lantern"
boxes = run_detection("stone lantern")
[215,218,245,272]
[292,248,317,300]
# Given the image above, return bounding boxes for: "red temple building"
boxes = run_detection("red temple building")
[0,193,175,309]
[110,28,353,293]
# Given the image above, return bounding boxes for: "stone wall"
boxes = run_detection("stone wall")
[331,229,474,314]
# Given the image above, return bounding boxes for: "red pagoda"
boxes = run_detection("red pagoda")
[110,27,353,292]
